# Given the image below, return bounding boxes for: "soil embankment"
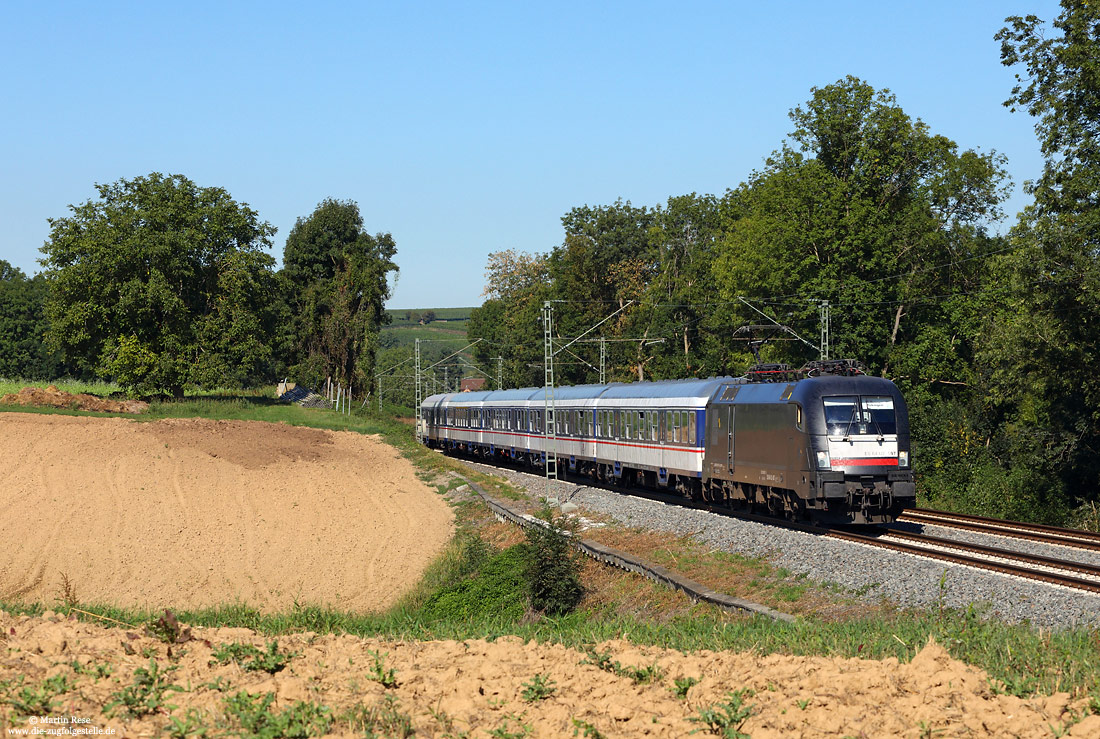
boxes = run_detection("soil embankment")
[1,612,1094,737]
[0,413,453,611]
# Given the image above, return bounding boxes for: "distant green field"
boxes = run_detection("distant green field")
[381,321,470,350]
[386,307,474,326]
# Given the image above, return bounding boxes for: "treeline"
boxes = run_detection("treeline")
[0,176,397,397]
[467,4,1100,526]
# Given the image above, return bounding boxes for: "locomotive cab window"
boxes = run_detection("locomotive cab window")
[824,396,858,436]
[824,396,897,436]
[861,396,897,435]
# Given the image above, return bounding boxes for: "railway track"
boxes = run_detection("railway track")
[897,508,1100,553]
[829,528,1100,594]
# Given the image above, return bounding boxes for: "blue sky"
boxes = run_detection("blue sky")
[1,1,1059,308]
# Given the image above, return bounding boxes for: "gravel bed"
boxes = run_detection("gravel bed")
[462,461,1100,629]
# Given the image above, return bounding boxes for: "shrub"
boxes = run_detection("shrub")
[523,508,584,616]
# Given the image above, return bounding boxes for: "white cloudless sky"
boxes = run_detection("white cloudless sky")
[0,0,1060,308]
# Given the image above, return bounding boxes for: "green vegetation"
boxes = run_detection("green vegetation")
[689,689,755,738]
[0,261,62,379]
[2,674,71,716]
[282,198,398,390]
[0,378,121,397]
[106,659,183,718]
[520,673,557,702]
[40,173,281,396]
[673,676,700,699]
[524,509,585,616]
[367,649,400,689]
[341,696,414,737]
[581,647,665,685]
[386,307,474,325]
[210,641,296,674]
[222,691,333,738]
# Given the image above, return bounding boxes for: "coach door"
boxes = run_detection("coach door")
[726,405,735,473]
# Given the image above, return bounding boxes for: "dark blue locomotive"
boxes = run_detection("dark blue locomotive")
[419,361,915,524]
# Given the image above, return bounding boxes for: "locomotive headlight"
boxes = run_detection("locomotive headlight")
[815,451,831,469]
[898,451,909,468]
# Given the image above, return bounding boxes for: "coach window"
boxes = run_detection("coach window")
[636,411,645,440]
[687,411,696,445]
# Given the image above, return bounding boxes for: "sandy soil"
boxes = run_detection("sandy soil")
[1,611,1095,738]
[0,386,148,414]
[0,413,454,611]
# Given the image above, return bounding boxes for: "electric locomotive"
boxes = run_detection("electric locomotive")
[419,360,914,525]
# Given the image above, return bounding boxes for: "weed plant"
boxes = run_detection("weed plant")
[367,650,399,688]
[223,691,332,738]
[520,673,557,702]
[3,675,70,716]
[689,689,755,738]
[341,695,414,737]
[106,660,183,718]
[210,641,295,673]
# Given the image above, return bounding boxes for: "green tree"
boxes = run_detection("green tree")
[40,173,279,395]
[980,2,1100,522]
[628,193,734,380]
[282,198,398,390]
[0,262,64,379]
[712,76,1008,376]
[468,249,550,389]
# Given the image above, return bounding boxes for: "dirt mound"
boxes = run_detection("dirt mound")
[0,385,148,413]
[0,413,453,611]
[1,612,1094,738]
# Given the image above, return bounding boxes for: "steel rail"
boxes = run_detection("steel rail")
[826,528,1100,594]
[877,530,1100,579]
[899,508,1100,552]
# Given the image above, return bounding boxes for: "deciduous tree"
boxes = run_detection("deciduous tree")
[40,173,279,395]
[282,198,398,390]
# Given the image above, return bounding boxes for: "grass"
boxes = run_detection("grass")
[2,392,1099,708]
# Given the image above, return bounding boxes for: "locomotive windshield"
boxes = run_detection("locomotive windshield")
[823,395,897,436]
[861,396,897,435]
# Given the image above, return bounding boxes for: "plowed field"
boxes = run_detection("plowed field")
[0,413,454,611]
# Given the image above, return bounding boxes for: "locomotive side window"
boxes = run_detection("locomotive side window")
[861,396,897,435]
